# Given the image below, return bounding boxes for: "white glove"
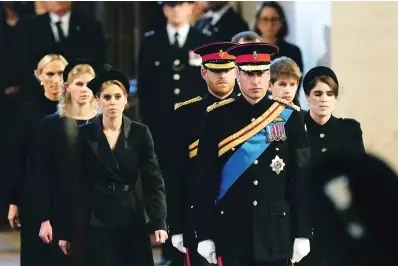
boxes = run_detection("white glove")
[171,234,186,253]
[291,238,310,263]
[197,239,217,264]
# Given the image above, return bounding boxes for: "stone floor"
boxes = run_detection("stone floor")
[0,230,162,266]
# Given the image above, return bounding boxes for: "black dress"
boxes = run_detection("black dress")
[297,112,366,266]
[7,93,58,266]
[60,115,167,266]
[36,113,98,266]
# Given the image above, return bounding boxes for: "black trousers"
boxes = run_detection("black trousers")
[86,226,154,266]
[219,258,290,266]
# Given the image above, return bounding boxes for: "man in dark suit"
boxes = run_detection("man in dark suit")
[195,1,248,42]
[137,2,212,265]
[16,1,106,102]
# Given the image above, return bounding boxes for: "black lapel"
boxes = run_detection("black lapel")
[85,115,120,176]
[42,13,57,43]
[183,27,198,50]
[68,11,81,40]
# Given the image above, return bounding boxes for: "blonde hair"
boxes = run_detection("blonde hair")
[35,54,68,79]
[58,64,97,117]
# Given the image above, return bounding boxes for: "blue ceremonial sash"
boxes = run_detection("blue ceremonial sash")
[217,108,294,201]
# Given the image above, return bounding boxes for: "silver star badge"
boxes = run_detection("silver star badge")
[270,155,285,175]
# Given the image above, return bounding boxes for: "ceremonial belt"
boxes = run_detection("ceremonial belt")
[189,139,199,158]
[217,103,294,201]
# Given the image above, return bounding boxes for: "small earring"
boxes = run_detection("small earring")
[40,82,43,86]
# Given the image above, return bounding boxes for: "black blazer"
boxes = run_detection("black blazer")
[60,115,167,238]
[36,114,97,239]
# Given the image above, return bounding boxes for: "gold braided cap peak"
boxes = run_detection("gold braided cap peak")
[174,96,202,110]
[269,96,301,112]
[206,98,235,113]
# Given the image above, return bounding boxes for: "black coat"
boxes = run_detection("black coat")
[273,40,304,72]
[16,12,106,101]
[36,114,97,238]
[194,95,311,261]
[8,94,58,212]
[137,26,211,176]
[195,7,249,42]
[304,112,365,159]
[60,115,167,266]
[168,93,235,248]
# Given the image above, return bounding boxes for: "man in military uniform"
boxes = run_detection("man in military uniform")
[194,43,311,266]
[169,42,238,266]
[195,1,248,41]
[137,3,213,265]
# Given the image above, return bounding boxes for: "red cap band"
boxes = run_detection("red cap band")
[202,52,236,62]
[236,53,270,64]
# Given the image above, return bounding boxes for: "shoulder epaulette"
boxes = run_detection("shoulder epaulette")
[174,96,202,110]
[144,30,155,38]
[206,98,235,113]
[270,96,301,112]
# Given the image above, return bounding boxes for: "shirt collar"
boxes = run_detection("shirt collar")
[49,11,71,24]
[166,23,190,45]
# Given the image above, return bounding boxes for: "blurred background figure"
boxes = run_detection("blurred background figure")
[300,151,398,266]
[255,1,303,72]
[190,1,208,26]
[16,1,106,102]
[195,1,248,41]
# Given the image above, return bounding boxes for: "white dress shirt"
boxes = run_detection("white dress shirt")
[166,23,190,47]
[49,11,71,42]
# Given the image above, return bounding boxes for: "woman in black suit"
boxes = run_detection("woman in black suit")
[59,68,168,266]
[36,59,99,265]
[298,66,365,266]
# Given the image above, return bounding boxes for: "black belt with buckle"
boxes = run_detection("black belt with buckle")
[95,183,130,192]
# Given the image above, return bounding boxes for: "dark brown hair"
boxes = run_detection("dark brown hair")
[306,75,339,98]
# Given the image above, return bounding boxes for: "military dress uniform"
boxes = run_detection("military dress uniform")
[137,22,213,168]
[194,43,311,266]
[169,42,238,266]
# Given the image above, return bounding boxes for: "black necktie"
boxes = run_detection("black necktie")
[55,21,66,43]
[172,32,180,49]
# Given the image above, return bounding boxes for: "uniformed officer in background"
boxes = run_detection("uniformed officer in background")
[137,2,212,265]
[300,151,398,266]
[195,1,248,41]
[169,42,238,266]
[194,43,311,266]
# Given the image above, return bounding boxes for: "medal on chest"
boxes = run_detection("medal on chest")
[270,155,285,175]
[266,120,287,143]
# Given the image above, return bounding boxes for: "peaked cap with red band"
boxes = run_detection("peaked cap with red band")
[227,42,279,72]
[193,42,236,70]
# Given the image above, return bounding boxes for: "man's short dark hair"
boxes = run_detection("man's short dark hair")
[231,31,263,44]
